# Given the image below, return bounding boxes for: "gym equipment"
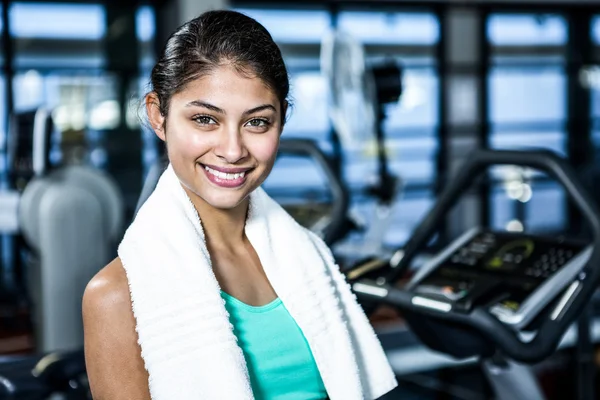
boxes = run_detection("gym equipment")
[0,350,90,400]
[270,139,351,246]
[0,107,123,399]
[351,149,600,400]
[6,108,124,353]
[135,138,352,246]
[20,165,123,352]
[321,29,405,257]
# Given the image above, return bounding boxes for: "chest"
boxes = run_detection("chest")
[221,293,327,399]
[210,245,277,306]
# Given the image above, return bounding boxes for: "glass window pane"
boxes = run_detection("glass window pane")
[490,131,565,155]
[526,183,565,231]
[137,5,156,72]
[0,75,6,152]
[491,182,565,233]
[592,16,600,45]
[488,66,566,125]
[264,155,329,193]
[284,72,329,141]
[487,14,567,46]
[136,5,155,42]
[386,68,438,130]
[10,3,105,39]
[592,81,600,119]
[234,9,330,43]
[11,3,105,69]
[13,70,45,111]
[334,192,434,257]
[338,11,439,45]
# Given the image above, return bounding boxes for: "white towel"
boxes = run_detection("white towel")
[118,164,398,399]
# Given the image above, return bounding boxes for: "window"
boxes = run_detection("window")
[240,6,440,252]
[335,10,439,253]
[7,3,155,174]
[590,17,600,148]
[487,14,567,46]
[239,7,337,217]
[487,13,567,234]
[235,8,331,141]
[135,5,158,177]
[137,5,156,72]
[337,11,439,45]
[235,9,330,44]
[11,2,105,69]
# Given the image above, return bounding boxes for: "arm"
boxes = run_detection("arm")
[82,257,152,400]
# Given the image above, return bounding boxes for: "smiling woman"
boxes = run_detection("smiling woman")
[147,65,284,210]
[81,9,396,400]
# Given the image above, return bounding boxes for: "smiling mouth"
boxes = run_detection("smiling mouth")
[204,165,248,180]
[200,164,254,188]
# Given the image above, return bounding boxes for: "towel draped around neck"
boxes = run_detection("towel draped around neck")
[118,164,397,399]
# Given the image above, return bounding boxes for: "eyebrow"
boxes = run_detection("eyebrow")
[185,101,276,116]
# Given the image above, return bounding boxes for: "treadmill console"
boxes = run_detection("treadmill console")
[409,229,590,329]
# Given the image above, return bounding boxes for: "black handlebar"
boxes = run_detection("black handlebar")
[277,139,351,246]
[357,149,600,363]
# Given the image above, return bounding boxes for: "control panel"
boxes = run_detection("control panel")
[410,229,589,328]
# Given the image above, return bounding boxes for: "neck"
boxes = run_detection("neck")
[185,188,249,252]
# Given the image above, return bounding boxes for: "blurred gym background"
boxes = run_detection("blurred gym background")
[1,0,600,399]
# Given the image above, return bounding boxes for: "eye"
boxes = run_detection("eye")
[193,115,217,125]
[245,118,270,128]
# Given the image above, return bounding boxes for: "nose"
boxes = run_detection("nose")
[214,126,247,164]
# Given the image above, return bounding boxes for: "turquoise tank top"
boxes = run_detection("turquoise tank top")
[221,291,328,400]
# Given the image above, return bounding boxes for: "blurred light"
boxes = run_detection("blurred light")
[136,6,155,42]
[506,181,523,200]
[505,181,532,203]
[398,73,426,111]
[52,104,87,132]
[71,106,87,131]
[52,106,70,131]
[89,147,107,167]
[506,220,524,232]
[89,100,120,130]
[126,99,142,130]
[21,69,42,95]
[519,184,532,203]
[579,65,600,90]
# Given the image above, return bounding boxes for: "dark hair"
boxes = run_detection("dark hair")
[149,10,290,125]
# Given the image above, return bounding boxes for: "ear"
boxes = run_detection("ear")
[146,92,166,141]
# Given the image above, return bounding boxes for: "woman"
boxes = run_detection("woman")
[83,10,397,400]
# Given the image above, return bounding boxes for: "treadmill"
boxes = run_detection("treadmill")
[351,149,600,400]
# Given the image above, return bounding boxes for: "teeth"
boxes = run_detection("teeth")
[204,166,247,181]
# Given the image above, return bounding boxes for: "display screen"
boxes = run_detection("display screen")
[413,230,587,312]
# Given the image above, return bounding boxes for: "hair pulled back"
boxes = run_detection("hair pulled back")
[150,10,290,123]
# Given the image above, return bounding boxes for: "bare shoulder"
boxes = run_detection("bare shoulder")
[84,257,130,310]
[84,257,128,302]
[83,257,151,400]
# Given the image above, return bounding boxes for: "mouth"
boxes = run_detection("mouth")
[200,164,254,189]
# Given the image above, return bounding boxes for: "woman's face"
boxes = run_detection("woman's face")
[148,65,284,211]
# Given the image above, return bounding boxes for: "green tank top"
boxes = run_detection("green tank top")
[221,291,328,400]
